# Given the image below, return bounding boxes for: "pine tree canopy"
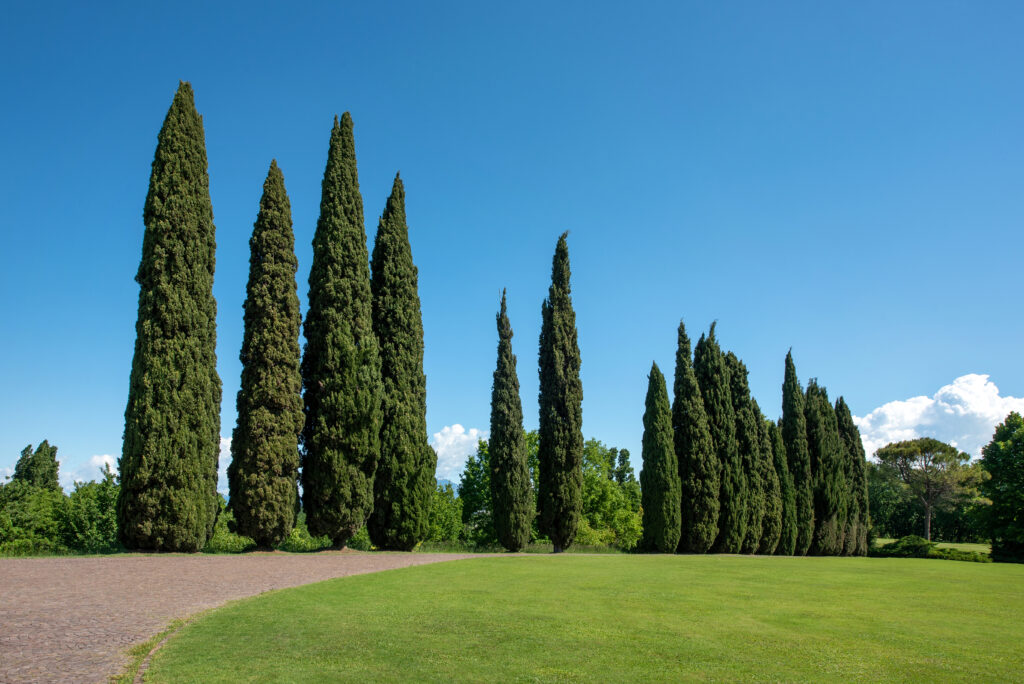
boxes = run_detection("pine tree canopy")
[782,350,813,556]
[489,290,534,552]
[368,173,435,551]
[640,362,682,553]
[228,160,303,549]
[537,232,583,553]
[672,320,719,553]
[13,442,60,492]
[301,113,382,547]
[119,82,222,552]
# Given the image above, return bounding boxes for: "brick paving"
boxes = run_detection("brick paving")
[0,551,480,683]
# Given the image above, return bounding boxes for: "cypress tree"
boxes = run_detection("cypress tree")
[301,114,382,547]
[835,397,869,556]
[804,380,848,555]
[754,403,783,555]
[13,442,60,492]
[537,232,583,553]
[227,161,303,549]
[672,320,719,553]
[693,324,744,553]
[770,420,798,555]
[367,175,435,550]
[640,362,682,553]
[488,290,533,552]
[725,352,761,554]
[782,350,813,555]
[119,82,221,552]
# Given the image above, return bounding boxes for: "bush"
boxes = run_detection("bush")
[275,512,333,552]
[203,496,257,553]
[60,464,120,553]
[873,535,991,563]
[0,479,68,554]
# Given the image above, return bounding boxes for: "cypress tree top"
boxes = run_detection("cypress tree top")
[805,380,847,556]
[640,362,682,553]
[119,81,221,552]
[782,350,813,556]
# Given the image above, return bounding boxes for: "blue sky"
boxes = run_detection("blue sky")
[2,2,1022,488]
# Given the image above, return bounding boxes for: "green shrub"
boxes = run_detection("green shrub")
[60,464,120,553]
[276,512,333,552]
[873,535,990,563]
[203,497,257,554]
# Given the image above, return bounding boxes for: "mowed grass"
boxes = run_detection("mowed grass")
[145,555,1024,682]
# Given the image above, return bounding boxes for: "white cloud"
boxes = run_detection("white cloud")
[431,424,487,484]
[60,454,118,491]
[218,437,231,496]
[1,465,12,483]
[854,374,1024,459]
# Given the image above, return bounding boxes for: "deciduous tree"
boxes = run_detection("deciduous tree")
[980,412,1024,562]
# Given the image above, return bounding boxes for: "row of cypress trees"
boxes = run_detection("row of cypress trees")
[488,233,584,552]
[118,83,434,551]
[640,323,870,556]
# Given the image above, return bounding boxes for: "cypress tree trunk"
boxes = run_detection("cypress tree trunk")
[640,362,682,553]
[672,321,719,553]
[537,232,583,553]
[726,352,761,554]
[119,82,221,552]
[770,420,799,555]
[694,324,744,553]
[836,397,870,555]
[805,380,848,555]
[227,161,303,549]
[301,114,382,547]
[489,290,533,552]
[782,351,813,555]
[368,175,435,550]
[755,403,783,554]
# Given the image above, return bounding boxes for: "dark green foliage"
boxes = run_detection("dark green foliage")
[13,442,60,492]
[301,114,382,547]
[488,290,534,552]
[368,174,435,550]
[228,161,303,549]
[537,232,583,552]
[694,325,744,553]
[613,449,636,485]
[459,441,497,545]
[782,351,813,555]
[981,412,1024,562]
[725,352,760,554]
[755,404,783,555]
[640,363,682,553]
[119,82,222,552]
[276,511,333,553]
[60,464,120,554]
[835,397,869,556]
[804,380,848,555]
[770,420,798,555]
[203,495,258,554]
[872,535,991,563]
[0,479,67,555]
[672,321,719,553]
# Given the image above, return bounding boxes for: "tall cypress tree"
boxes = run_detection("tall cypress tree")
[489,290,533,552]
[782,350,813,556]
[672,320,718,553]
[537,232,583,553]
[804,380,848,555]
[640,362,682,553]
[770,420,798,555]
[835,397,869,556]
[227,161,303,549]
[13,442,60,492]
[754,403,783,555]
[119,82,221,552]
[301,114,382,547]
[694,324,744,553]
[725,352,761,554]
[368,174,435,550]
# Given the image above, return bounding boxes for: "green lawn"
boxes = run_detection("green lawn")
[144,555,1024,682]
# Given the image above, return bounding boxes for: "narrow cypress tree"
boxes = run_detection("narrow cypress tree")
[640,362,682,553]
[770,420,798,555]
[537,232,583,553]
[754,403,783,555]
[804,380,848,555]
[672,321,719,553]
[693,324,744,553]
[13,442,60,492]
[119,82,221,552]
[835,397,869,556]
[301,114,382,547]
[367,175,435,550]
[489,290,533,552]
[725,352,761,554]
[782,350,813,555]
[227,161,303,549]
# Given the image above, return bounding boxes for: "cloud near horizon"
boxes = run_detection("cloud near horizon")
[60,453,117,491]
[431,424,487,483]
[854,374,1024,459]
